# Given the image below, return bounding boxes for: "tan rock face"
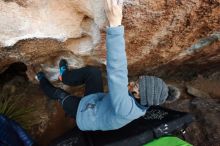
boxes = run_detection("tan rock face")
[0,0,220,81]
[122,0,220,76]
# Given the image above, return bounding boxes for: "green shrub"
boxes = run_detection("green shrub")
[0,95,37,130]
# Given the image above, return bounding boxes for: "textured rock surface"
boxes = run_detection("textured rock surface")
[0,0,106,81]
[0,0,220,81]
[0,0,105,47]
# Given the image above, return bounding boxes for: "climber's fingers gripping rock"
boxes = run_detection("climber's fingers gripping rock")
[104,0,123,27]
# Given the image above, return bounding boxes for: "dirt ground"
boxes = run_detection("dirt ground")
[0,68,220,146]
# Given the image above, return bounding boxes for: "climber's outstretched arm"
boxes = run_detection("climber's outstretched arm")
[105,0,133,116]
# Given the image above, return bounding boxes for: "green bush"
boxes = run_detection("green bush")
[0,95,37,130]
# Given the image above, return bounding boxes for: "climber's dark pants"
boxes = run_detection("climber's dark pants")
[39,66,103,119]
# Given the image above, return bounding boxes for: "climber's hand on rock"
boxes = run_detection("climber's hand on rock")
[104,0,123,27]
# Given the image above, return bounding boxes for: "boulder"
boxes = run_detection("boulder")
[0,0,219,81]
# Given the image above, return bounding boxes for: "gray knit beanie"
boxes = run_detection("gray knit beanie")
[139,76,168,106]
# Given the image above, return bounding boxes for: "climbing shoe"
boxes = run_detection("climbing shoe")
[59,59,68,81]
[35,72,45,81]
[59,59,68,69]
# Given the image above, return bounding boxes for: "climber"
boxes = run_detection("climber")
[35,0,180,131]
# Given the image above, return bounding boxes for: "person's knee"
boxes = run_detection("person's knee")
[87,66,102,77]
[54,88,70,100]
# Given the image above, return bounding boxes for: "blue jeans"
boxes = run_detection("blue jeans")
[39,66,103,119]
